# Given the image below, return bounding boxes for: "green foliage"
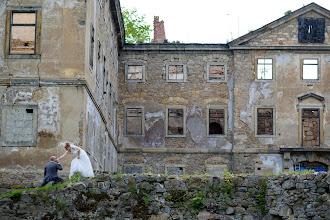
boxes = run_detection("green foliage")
[0,189,23,199]
[191,191,205,209]
[70,172,84,182]
[142,193,150,205]
[222,169,234,199]
[165,170,169,176]
[115,173,122,181]
[147,167,152,174]
[284,10,292,16]
[54,198,68,214]
[223,169,232,180]
[130,186,137,195]
[255,178,268,213]
[194,172,199,175]
[122,8,152,43]
[165,195,172,201]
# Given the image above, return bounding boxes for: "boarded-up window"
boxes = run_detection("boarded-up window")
[209,109,225,135]
[257,59,273,80]
[10,12,36,54]
[257,108,273,135]
[125,108,143,135]
[209,65,225,80]
[168,108,184,135]
[168,65,184,80]
[302,109,319,147]
[302,59,318,80]
[127,65,143,80]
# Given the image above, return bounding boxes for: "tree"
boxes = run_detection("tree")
[122,8,152,43]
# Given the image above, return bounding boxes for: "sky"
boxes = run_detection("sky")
[120,0,330,43]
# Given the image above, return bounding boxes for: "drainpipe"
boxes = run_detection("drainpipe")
[229,67,235,173]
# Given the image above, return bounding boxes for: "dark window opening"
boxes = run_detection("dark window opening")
[89,24,94,68]
[209,109,225,135]
[257,108,273,135]
[298,18,325,43]
[302,109,320,147]
[168,108,184,135]
[126,108,143,135]
[294,161,327,172]
[26,109,33,113]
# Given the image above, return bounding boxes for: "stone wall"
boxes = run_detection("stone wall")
[0,172,329,220]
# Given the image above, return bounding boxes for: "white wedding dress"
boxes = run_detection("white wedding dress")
[69,144,94,178]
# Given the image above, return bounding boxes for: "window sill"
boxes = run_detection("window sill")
[166,135,186,138]
[255,135,275,138]
[124,135,145,137]
[207,134,227,138]
[207,80,227,83]
[5,54,40,59]
[255,79,275,82]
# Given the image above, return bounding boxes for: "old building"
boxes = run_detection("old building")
[0,1,329,176]
[0,0,123,173]
[118,3,330,175]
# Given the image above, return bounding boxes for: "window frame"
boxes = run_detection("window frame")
[124,106,145,137]
[206,106,227,137]
[125,62,146,82]
[255,58,275,81]
[300,58,320,81]
[254,106,276,137]
[207,62,227,83]
[166,62,187,82]
[165,106,186,137]
[5,7,42,59]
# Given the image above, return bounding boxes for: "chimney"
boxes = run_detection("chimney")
[151,16,166,43]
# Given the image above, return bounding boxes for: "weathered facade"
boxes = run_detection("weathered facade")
[0,0,123,173]
[0,1,329,176]
[118,3,330,175]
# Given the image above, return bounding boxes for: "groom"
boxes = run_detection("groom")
[39,156,63,187]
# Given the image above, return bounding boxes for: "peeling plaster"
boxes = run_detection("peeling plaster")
[44,0,79,13]
[187,115,206,144]
[275,54,292,67]
[3,87,35,105]
[145,111,164,131]
[260,155,283,174]
[38,88,60,134]
[240,82,272,130]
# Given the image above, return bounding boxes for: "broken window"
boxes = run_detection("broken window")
[302,59,318,80]
[168,65,184,80]
[167,108,184,136]
[257,59,273,80]
[127,65,143,80]
[302,109,319,147]
[89,23,95,69]
[207,63,226,82]
[166,63,186,82]
[7,10,39,55]
[257,108,273,135]
[298,18,325,43]
[209,109,225,135]
[125,108,143,136]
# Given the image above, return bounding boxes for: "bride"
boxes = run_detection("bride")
[58,143,94,178]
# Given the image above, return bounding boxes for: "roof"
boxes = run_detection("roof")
[228,3,330,47]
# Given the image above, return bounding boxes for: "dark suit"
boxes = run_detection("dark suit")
[39,161,63,187]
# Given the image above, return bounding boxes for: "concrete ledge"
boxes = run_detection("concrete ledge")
[119,148,281,154]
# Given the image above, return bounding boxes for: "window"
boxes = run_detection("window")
[256,59,273,80]
[166,107,186,137]
[256,108,274,136]
[302,109,320,147]
[301,59,319,80]
[5,7,41,58]
[207,63,227,82]
[96,41,102,84]
[125,63,145,82]
[1,105,38,146]
[89,23,95,69]
[166,63,187,82]
[208,108,225,136]
[298,18,325,43]
[125,107,144,136]
[103,56,107,94]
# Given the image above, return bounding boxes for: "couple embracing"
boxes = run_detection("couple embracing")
[39,143,94,187]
